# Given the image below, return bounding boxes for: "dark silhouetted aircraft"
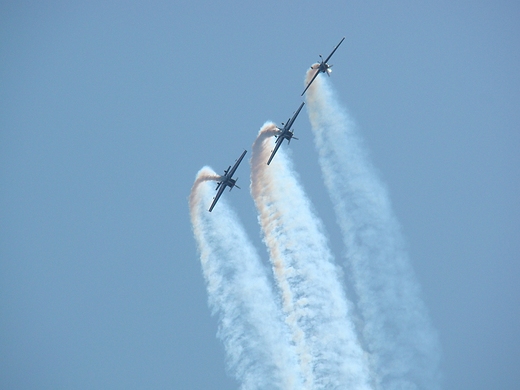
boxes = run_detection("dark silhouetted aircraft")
[267,102,305,165]
[209,150,247,212]
[301,37,345,96]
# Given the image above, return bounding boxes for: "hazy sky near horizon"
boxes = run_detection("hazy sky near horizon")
[1,1,519,389]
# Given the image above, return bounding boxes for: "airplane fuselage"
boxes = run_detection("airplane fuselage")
[216,176,236,189]
[277,129,294,141]
[224,177,236,188]
[312,61,330,74]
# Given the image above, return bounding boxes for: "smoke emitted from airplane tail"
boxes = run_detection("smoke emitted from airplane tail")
[301,65,321,96]
[250,125,373,390]
[189,167,303,390]
[188,169,221,210]
[305,74,442,389]
[305,62,320,79]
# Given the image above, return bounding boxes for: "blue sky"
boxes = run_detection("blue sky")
[1,1,519,389]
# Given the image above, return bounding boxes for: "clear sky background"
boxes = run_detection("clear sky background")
[1,1,519,389]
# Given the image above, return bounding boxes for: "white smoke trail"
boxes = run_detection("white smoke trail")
[305,73,442,389]
[189,167,303,390]
[250,127,372,390]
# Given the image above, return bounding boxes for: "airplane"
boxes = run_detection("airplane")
[301,37,345,96]
[267,102,305,165]
[208,150,247,212]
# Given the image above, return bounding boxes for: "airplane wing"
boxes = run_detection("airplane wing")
[285,102,305,130]
[323,37,345,64]
[227,150,247,178]
[301,69,320,96]
[209,183,226,212]
[267,136,284,165]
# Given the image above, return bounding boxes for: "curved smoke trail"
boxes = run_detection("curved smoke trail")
[250,126,372,390]
[189,167,303,390]
[305,73,442,389]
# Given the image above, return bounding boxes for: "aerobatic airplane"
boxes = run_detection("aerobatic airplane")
[267,102,305,165]
[208,150,247,212]
[301,37,345,96]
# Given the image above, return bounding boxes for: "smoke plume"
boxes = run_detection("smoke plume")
[189,167,303,389]
[250,127,372,390]
[305,73,442,390]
